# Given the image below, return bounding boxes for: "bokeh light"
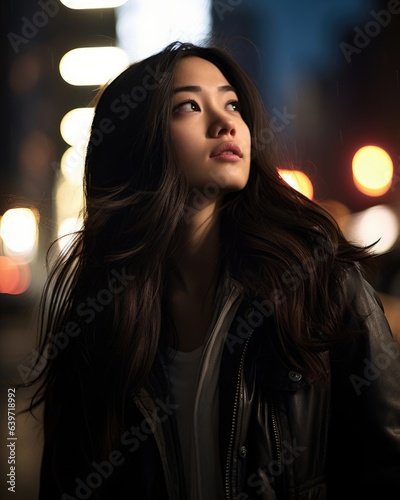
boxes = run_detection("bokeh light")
[0,256,31,295]
[59,47,129,86]
[61,146,86,185]
[58,217,83,253]
[345,204,399,255]
[55,178,84,224]
[60,108,94,147]
[352,145,393,197]
[116,0,212,62]
[278,169,314,199]
[0,208,38,260]
[61,0,128,8]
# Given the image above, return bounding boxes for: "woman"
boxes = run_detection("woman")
[30,41,400,499]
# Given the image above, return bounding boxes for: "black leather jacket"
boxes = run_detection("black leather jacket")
[39,270,400,499]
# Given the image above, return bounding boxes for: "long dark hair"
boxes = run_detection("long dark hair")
[26,41,371,479]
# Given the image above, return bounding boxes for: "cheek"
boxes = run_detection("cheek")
[171,130,187,162]
[242,123,251,149]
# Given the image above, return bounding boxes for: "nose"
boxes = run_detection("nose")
[207,112,236,138]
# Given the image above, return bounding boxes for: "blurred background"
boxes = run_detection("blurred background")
[1,0,400,498]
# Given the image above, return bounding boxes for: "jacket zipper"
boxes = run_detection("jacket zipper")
[270,401,286,496]
[270,402,281,471]
[225,329,254,500]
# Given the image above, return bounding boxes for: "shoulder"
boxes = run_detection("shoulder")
[339,264,389,331]
[330,263,399,370]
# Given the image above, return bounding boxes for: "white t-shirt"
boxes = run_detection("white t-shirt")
[166,345,204,497]
[163,272,243,499]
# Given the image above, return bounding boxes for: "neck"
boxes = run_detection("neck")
[168,201,222,297]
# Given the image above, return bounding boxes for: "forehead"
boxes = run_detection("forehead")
[173,56,231,87]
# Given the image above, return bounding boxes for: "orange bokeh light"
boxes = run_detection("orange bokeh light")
[278,169,314,200]
[352,145,393,197]
[0,257,31,295]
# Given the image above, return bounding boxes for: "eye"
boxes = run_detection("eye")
[173,100,200,113]
[227,100,241,112]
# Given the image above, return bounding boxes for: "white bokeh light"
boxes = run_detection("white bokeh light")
[56,177,84,226]
[60,108,94,147]
[61,0,128,8]
[58,217,83,253]
[61,146,86,186]
[0,208,38,260]
[116,0,212,62]
[345,205,399,255]
[60,47,129,86]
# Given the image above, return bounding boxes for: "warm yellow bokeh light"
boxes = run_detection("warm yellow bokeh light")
[278,169,314,200]
[61,0,127,8]
[56,178,84,225]
[0,208,38,259]
[352,145,393,196]
[58,217,83,253]
[61,146,86,185]
[60,108,94,147]
[59,47,129,86]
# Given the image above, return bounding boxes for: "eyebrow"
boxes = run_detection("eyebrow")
[173,84,236,94]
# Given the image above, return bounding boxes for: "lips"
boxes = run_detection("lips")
[210,142,243,159]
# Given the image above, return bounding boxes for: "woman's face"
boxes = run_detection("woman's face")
[170,56,251,197]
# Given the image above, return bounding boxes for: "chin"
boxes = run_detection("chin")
[207,169,249,190]
[221,181,248,194]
